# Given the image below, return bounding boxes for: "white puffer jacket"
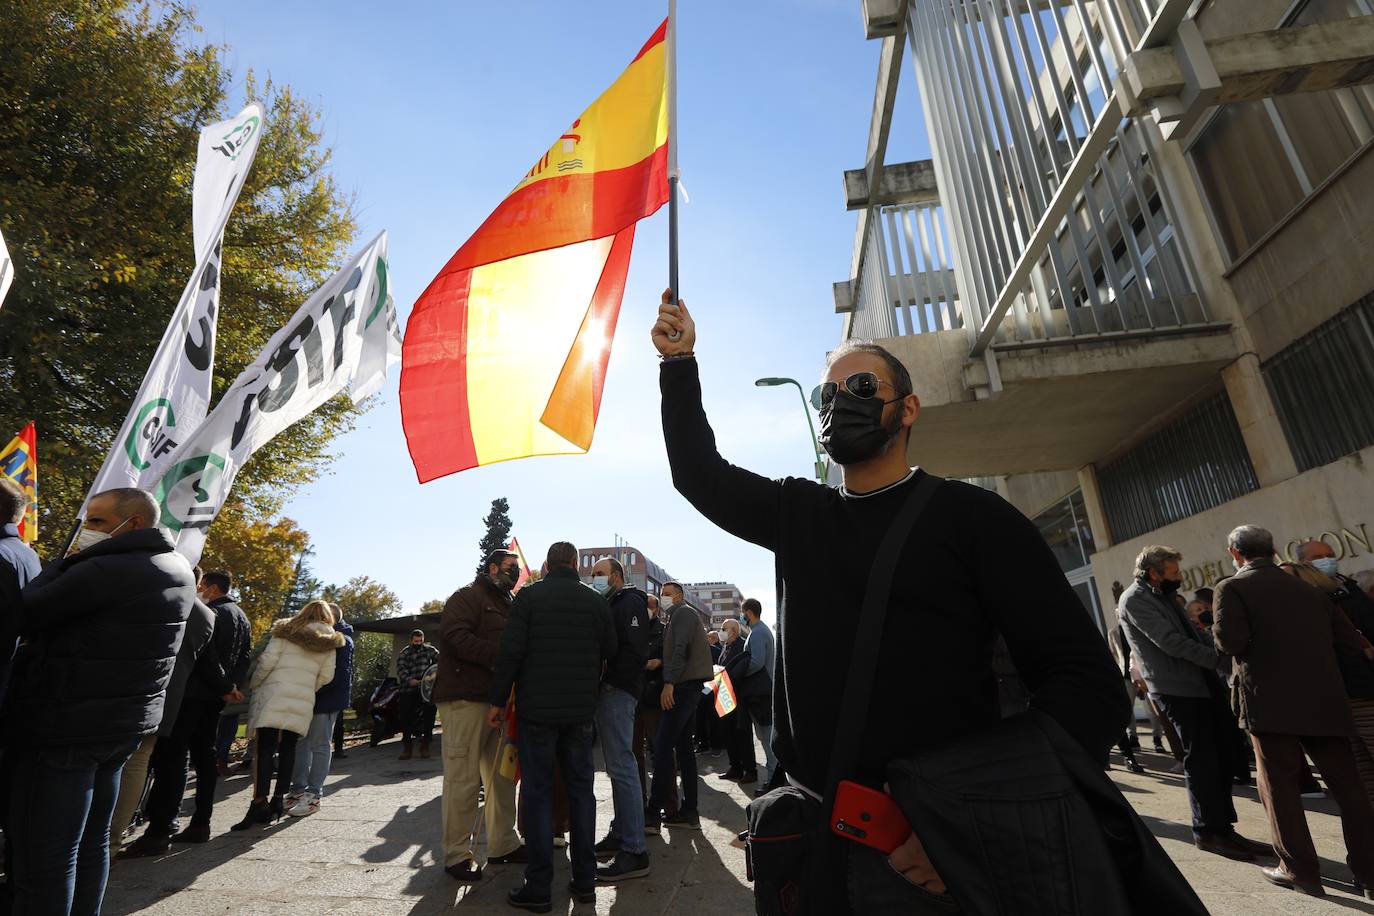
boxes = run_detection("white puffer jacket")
[248,620,344,736]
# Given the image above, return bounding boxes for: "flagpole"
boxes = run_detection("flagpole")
[666,0,683,340]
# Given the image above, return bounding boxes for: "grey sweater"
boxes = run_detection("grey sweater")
[662,603,712,686]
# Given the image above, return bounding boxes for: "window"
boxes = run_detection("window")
[1189,0,1374,260]
[1263,293,1374,471]
[1098,393,1259,542]
[1032,491,1096,574]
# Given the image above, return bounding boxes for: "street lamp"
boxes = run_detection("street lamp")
[755,377,827,482]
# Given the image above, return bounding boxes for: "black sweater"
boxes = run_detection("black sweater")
[661,359,1127,790]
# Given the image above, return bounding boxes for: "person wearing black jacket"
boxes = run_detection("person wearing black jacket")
[488,542,616,912]
[9,488,194,916]
[123,570,252,854]
[588,556,652,883]
[651,296,1127,910]
[719,619,758,783]
[634,595,678,817]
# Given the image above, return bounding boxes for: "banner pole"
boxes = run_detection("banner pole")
[667,0,683,340]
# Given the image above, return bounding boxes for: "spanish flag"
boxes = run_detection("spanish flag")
[0,422,38,546]
[400,20,671,481]
[507,537,534,593]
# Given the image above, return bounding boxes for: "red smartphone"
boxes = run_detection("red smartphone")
[830,780,912,854]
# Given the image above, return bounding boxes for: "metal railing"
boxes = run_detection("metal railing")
[897,0,1214,353]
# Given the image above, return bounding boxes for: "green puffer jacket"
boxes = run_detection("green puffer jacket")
[488,566,617,725]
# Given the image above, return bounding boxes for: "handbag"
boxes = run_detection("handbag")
[745,473,944,915]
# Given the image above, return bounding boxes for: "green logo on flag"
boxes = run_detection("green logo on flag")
[125,399,179,470]
[212,115,261,161]
[154,452,228,532]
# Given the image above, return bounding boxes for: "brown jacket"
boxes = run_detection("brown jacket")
[1214,558,1360,737]
[432,574,513,705]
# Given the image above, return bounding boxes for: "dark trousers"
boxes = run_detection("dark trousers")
[634,704,678,815]
[399,690,435,745]
[1154,694,1237,837]
[333,711,346,752]
[696,690,723,750]
[518,721,596,896]
[252,728,299,800]
[145,697,223,832]
[215,713,239,765]
[725,708,756,773]
[649,686,701,816]
[8,738,137,916]
[1252,732,1374,883]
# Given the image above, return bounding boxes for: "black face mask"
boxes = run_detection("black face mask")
[818,391,902,466]
[1159,578,1182,596]
[1198,610,1214,627]
[501,567,520,586]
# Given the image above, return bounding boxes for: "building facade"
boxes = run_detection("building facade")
[577,544,704,609]
[838,0,1374,628]
[685,582,747,630]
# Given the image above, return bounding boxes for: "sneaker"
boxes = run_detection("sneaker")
[662,810,701,830]
[445,860,483,883]
[488,844,530,865]
[287,793,320,817]
[596,849,651,882]
[593,833,622,859]
[719,767,744,781]
[506,884,552,913]
[1126,759,1146,775]
[567,881,597,903]
[284,792,303,809]
[1153,740,1167,753]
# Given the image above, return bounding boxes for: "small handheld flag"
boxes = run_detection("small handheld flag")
[714,669,738,718]
[0,422,38,546]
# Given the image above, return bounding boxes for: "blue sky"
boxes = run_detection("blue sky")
[192,0,932,619]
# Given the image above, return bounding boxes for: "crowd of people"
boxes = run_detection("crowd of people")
[1115,531,1374,897]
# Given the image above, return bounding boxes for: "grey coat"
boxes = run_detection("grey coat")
[1117,579,1219,699]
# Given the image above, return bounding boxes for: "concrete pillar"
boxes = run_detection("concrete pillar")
[1077,464,1114,551]
[1222,353,1299,488]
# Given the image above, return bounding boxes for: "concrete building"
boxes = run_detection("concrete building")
[577,544,703,608]
[685,581,747,629]
[837,0,1374,629]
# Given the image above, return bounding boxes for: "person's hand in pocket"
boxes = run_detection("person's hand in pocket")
[888,829,946,894]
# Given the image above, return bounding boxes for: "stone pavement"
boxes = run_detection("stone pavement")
[104,738,1374,914]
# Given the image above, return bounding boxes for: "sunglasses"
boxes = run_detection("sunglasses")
[810,372,896,411]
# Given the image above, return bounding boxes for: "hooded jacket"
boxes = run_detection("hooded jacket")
[314,621,355,714]
[248,619,344,736]
[12,527,194,747]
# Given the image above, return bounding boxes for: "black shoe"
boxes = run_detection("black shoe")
[334,750,348,759]
[662,810,700,830]
[1127,735,1141,749]
[488,844,530,865]
[567,881,597,903]
[720,767,743,781]
[170,823,211,844]
[1152,741,1167,754]
[740,770,759,784]
[117,832,170,859]
[596,849,651,883]
[593,833,622,859]
[506,884,552,913]
[230,800,274,832]
[644,815,661,835]
[1194,833,1255,862]
[1125,759,1146,775]
[754,785,771,799]
[1225,832,1275,858]
[445,860,483,883]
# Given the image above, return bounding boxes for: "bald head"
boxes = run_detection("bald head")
[86,488,158,534]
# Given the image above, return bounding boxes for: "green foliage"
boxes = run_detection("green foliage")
[478,498,513,562]
[418,599,444,615]
[197,507,309,639]
[278,546,322,620]
[0,0,362,559]
[323,575,403,625]
[351,631,394,711]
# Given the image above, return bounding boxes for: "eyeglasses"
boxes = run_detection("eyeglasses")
[810,372,896,411]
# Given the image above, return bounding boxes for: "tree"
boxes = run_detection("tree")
[323,575,403,625]
[197,508,309,638]
[0,0,364,559]
[279,546,322,619]
[419,599,444,616]
[478,498,513,562]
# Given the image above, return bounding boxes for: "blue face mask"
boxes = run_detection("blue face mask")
[1313,557,1341,578]
[590,575,612,596]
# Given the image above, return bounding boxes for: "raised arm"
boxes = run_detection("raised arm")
[654,293,785,551]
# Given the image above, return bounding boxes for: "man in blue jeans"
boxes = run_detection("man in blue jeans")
[587,557,652,882]
[646,581,714,831]
[489,541,616,913]
[8,488,194,915]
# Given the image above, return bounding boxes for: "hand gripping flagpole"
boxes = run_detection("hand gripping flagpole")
[666,0,683,342]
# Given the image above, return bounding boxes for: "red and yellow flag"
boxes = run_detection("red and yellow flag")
[0,422,38,545]
[507,537,533,593]
[400,20,670,482]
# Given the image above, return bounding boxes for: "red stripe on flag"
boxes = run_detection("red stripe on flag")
[634,19,669,63]
[399,269,479,483]
[447,145,668,274]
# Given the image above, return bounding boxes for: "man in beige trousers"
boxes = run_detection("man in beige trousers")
[434,550,527,883]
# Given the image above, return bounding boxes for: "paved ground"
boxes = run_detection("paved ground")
[104,737,1374,914]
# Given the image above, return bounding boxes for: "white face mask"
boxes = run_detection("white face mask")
[590,575,611,596]
[1313,557,1341,578]
[74,517,131,553]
